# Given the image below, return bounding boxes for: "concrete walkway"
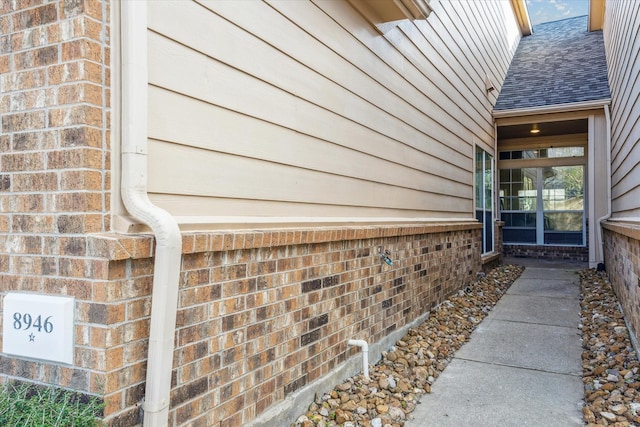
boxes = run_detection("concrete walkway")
[406,259,586,427]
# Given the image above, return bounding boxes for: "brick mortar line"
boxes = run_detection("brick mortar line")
[2,101,111,113]
[4,36,109,56]
[2,57,111,77]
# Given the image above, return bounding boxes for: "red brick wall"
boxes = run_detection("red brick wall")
[503,244,588,261]
[1,220,482,426]
[0,0,112,414]
[0,0,111,235]
[111,224,482,426]
[602,222,640,349]
[0,0,112,274]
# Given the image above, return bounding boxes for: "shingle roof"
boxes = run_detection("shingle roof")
[494,16,610,112]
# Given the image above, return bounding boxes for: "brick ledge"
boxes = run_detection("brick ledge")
[481,252,501,265]
[88,222,481,260]
[602,220,640,241]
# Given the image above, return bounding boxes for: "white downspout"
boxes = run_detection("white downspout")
[120,2,182,426]
[596,105,612,270]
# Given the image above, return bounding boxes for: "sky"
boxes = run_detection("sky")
[525,0,590,26]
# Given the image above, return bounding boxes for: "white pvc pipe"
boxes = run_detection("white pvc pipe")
[596,104,612,268]
[121,2,182,426]
[347,339,369,379]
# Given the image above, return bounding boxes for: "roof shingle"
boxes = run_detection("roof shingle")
[494,16,610,112]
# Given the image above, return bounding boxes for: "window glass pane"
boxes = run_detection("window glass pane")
[519,196,537,211]
[476,147,493,254]
[484,212,493,252]
[525,212,537,227]
[501,212,537,228]
[499,147,584,160]
[475,153,482,207]
[511,169,522,181]
[543,166,583,211]
[543,212,583,231]
[500,168,536,211]
[547,147,584,158]
[502,197,512,211]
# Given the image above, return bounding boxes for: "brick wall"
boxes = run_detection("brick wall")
[111,224,482,426]
[502,222,589,262]
[1,223,482,426]
[0,0,111,411]
[0,0,111,234]
[0,0,112,271]
[0,223,481,426]
[0,231,152,425]
[602,222,640,349]
[504,244,588,261]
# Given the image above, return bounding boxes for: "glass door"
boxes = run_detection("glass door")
[500,168,537,244]
[500,165,584,246]
[542,166,584,245]
[476,148,494,254]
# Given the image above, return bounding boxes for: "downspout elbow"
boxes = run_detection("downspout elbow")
[120,152,181,246]
[348,339,370,380]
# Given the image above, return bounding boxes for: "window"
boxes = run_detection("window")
[476,147,494,254]
[500,166,585,246]
[499,147,584,160]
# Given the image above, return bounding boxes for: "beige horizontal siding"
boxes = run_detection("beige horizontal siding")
[605,0,640,218]
[145,0,520,225]
[148,88,470,198]
[148,139,467,211]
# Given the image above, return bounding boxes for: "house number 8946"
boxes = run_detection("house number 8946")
[13,313,54,333]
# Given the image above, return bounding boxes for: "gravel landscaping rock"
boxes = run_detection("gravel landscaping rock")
[580,269,640,427]
[291,264,524,427]
[291,266,640,427]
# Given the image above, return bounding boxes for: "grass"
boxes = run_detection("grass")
[0,382,104,427]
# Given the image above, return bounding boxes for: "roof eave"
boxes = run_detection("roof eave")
[493,98,612,119]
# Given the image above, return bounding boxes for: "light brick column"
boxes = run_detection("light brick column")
[0,0,112,405]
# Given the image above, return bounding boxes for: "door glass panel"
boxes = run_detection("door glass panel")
[542,166,584,245]
[500,167,537,245]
